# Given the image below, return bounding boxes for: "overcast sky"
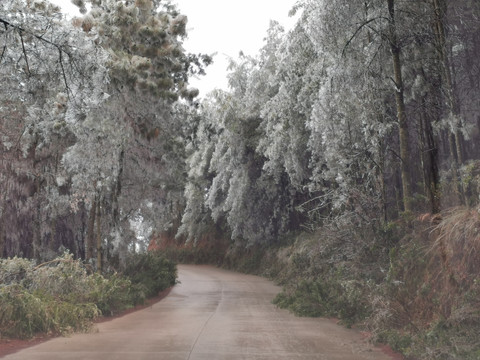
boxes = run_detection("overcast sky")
[175,0,298,95]
[50,0,298,96]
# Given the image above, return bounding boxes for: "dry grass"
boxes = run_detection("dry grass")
[427,207,480,319]
[370,206,480,358]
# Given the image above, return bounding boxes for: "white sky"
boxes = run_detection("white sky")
[50,0,298,96]
[175,0,298,96]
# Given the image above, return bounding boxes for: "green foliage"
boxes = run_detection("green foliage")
[0,253,177,339]
[85,273,141,316]
[224,245,269,274]
[460,160,480,207]
[123,251,177,298]
[0,285,99,339]
[375,330,413,354]
[273,277,371,327]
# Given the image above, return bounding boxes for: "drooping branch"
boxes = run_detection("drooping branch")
[19,30,31,76]
[58,48,71,97]
[0,22,7,64]
[342,16,385,57]
[0,17,74,74]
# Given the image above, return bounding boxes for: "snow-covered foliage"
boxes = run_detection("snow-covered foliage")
[0,0,208,267]
[177,0,480,245]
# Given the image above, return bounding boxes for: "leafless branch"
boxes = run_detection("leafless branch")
[342,17,385,57]
[58,48,71,97]
[19,30,31,76]
[0,22,7,64]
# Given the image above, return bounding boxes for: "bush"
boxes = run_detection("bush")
[0,285,98,339]
[273,277,371,327]
[123,251,177,298]
[0,252,178,339]
[85,273,143,316]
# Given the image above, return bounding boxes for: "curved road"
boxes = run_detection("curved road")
[3,265,397,360]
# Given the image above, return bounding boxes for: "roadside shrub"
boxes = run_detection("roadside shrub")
[273,277,371,327]
[0,257,35,286]
[0,285,98,339]
[123,251,177,298]
[28,254,93,301]
[0,252,178,339]
[368,207,480,359]
[86,273,143,316]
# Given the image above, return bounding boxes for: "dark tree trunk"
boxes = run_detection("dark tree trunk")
[419,96,441,213]
[388,0,413,212]
[86,197,96,262]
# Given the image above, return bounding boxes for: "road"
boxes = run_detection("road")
[2,265,398,359]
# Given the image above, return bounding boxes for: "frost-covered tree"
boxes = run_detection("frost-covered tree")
[64,0,210,268]
[180,0,480,245]
[257,21,314,189]
[179,24,311,245]
[0,0,209,267]
[0,0,108,259]
[180,90,298,246]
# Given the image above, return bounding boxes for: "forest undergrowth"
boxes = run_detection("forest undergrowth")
[157,206,480,360]
[0,251,176,340]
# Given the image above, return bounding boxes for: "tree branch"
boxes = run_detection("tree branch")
[0,17,64,49]
[19,30,31,76]
[0,22,7,64]
[0,17,77,94]
[58,48,71,97]
[342,17,385,57]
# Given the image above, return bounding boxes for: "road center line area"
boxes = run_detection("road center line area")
[2,265,398,360]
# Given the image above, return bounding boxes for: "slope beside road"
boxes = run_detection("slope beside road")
[2,265,401,359]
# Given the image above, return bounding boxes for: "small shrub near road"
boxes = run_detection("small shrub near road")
[123,251,177,298]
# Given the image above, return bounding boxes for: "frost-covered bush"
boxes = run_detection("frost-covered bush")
[0,257,35,286]
[28,254,94,300]
[85,273,143,316]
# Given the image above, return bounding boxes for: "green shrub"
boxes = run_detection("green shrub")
[28,254,93,301]
[0,257,35,286]
[273,277,371,327]
[376,329,413,354]
[0,252,177,339]
[123,251,177,298]
[85,273,143,316]
[0,285,98,339]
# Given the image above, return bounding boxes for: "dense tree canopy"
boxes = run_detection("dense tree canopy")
[0,0,209,268]
[177,0,480,245]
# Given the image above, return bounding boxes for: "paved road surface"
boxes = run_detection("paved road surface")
[2,265,397,359]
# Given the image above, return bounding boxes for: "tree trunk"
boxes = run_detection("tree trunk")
[387,0,413,212]
[86,197,96,261]
[377,137,388,223]
[419,95,440,213]
[96,199,102,273]
[432,0,464,165]
[0,218,4,258]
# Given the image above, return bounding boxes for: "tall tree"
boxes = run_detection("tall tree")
[0,0,108,260]
[386,0,413,212]
[66,0,210,268]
